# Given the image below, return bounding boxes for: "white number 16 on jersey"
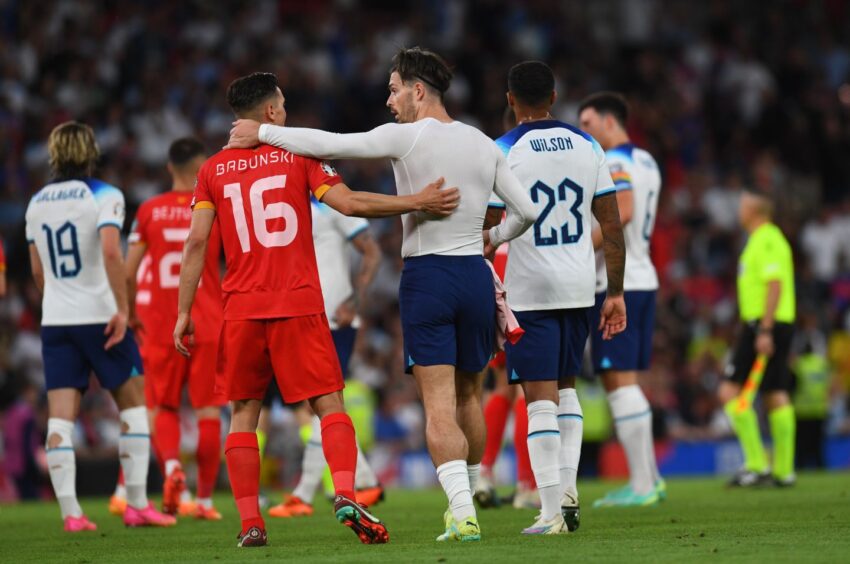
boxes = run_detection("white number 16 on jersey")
[223,175,298,252]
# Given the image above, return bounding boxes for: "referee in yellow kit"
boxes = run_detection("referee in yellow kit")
[718,188,797,487]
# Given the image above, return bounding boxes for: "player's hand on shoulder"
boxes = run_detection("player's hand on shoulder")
[173,312,195,357]
[417,177,459,217]
[225,119,262,150]
[599,294,627,340]
[104,311,128,350]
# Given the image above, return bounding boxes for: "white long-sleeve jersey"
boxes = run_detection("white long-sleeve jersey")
[258,118,537,258]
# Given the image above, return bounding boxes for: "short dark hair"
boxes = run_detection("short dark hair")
[168,137,206,167]
[390,47,453,99]
[578,92,629,127]
[507,61,555,107]
[226,72,279,116]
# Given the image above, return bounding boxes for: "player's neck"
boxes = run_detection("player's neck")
[172,181,192,193]
[415,103,453,124]
[514,106,552,125]
[608,131,631,150]
[746,217,769,233]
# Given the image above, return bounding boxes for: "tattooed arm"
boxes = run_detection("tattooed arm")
[592,192,627,338]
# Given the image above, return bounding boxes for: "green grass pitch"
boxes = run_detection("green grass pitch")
[2,473,849,563]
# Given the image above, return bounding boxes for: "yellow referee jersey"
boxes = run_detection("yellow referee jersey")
[737,222,795,323]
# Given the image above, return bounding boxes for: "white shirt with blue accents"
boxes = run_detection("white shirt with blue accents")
[26,178,126,325]
[311,197,369,330]
[593,143,661,293]
[489,120,616,311]
[258,118,537,258]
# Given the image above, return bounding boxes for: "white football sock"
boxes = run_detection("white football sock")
[557,388,583,501]
[526,400,561,520]
[293,415,324,504]
[46,418,82,519]
[180,488,193,503]
[467,463,481,493]
[354,440,379,489]
[436,459,475,522]
[165,459,181,477]
[196,497,213,509]
[608,385,655,496]
[113,483,127,499]
[119,406,151,509]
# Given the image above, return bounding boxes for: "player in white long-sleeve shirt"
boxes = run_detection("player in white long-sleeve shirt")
[227,47,538,542]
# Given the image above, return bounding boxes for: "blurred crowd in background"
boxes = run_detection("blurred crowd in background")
[1,0,849,498]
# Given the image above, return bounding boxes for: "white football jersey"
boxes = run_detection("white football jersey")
[258,118,537,258]
[311,197,369,330]
[491,120,616,311]
[595,143,661,292]
[26,178,126,325]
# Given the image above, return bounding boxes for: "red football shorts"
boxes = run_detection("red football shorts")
[215,313,343,403]
[143,341,225,409]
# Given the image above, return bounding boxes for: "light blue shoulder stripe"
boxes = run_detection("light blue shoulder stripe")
[84,178,123,202]
[593,186,619,199]
[346,224,369,240]
[607,143,635,162]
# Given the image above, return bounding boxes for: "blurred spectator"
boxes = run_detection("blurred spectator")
[791,312,831,469]
[0,375,46,499]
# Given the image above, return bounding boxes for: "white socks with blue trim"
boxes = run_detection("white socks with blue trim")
[293,416,325,503]
[608,385,655,496]
[557,388,583,500]
[436,459,476,522]
[46,418,82,519]
[526,400,561,520]
[119,406,150,509]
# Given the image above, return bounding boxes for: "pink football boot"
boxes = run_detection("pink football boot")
[64,515,98,532]
[124,502,178,527]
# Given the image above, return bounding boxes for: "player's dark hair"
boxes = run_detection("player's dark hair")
[578,92,629,127]
[508,61,555,107]
[168,137,206,167]
[390,47,453,100]
[226,72,279,116]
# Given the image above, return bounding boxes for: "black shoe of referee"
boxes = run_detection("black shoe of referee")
[727,468,771,488]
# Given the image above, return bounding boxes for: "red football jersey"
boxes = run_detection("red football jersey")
[130,191,223,343]
[192,145,342,320]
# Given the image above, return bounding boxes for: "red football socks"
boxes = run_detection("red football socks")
[320,412,357,500]
[196,418,221,499]
[514,397,536,488]
[117,467,125,486]
[154,408,181,463]
[225,432,264,532]
[482,393,511,470]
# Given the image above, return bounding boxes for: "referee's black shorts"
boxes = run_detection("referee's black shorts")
[725,321,795,392]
